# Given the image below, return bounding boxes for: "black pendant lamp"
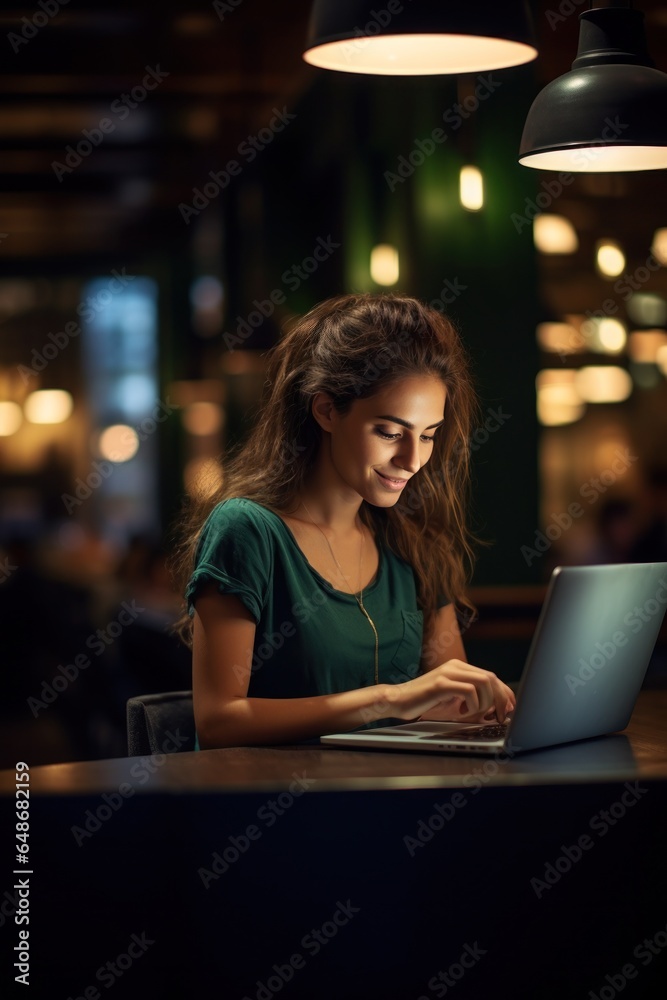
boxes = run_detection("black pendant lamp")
[303,1,537,76]
[520,2,667,171]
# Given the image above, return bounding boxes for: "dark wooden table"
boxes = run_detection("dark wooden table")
[2,691,666,795]
[1,692,666,1000]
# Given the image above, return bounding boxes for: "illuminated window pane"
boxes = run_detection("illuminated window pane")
[82,277,159,541]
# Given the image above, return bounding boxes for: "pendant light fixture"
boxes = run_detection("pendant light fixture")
[303,1,537,76]
[519,2,667,172]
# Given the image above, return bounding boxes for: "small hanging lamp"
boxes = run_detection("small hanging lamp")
[303,1,537,76]
[519,2,667,172]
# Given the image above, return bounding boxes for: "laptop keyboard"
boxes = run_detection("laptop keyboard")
[419,723,509,742]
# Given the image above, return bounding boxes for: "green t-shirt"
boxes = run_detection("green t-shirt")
[186,497,448,742]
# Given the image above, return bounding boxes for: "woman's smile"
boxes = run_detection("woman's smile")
[374,470,410,490]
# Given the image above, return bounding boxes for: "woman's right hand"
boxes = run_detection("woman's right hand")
[388,659,515,724]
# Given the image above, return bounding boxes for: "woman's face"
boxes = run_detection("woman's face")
[315,375,447,507]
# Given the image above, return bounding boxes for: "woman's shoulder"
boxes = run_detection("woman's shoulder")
[194,498,279,570]
[203,497,280,536]
[209,496,264,518]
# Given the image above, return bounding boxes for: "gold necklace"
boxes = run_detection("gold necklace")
[300,501,379,686]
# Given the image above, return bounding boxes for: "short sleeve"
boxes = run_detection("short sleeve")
[185,499,272,623]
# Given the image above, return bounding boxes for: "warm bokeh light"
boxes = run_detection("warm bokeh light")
[168,379,225,405]
[0,401,23,436]
[569,314,627,355]
[574,366,633,403]
[580,316,625,353]
[370,244,399,286]
[99,424,139,462]
[628,330,667,363]
[593,437,635,477]
[533,214,578,254]
[219,351,267,375]
[596,241,625,278]
[184,456,224,497]
[304,35,537,76]
[536,370,585,426]
[459,166,483,212]
[536,322,583,354]
[651,228,667,265]
[656,344,667,376]
[24,389,73,424]
[182,402,224,436]
[596,318,627,354]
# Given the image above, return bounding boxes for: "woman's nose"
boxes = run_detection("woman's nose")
[393,437,421,474]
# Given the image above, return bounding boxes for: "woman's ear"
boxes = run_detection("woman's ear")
[311,392,337,433]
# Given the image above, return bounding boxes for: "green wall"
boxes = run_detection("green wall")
[221,62,543,587]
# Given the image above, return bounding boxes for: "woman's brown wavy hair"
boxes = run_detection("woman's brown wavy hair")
[171,292,480,645]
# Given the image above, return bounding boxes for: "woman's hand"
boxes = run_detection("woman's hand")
[388,659,515,724]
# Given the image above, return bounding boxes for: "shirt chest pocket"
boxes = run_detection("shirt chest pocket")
[387,609,424,681]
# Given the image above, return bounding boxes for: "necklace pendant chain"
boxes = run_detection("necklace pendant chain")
[301,501,379,687]
[356,598,379,687]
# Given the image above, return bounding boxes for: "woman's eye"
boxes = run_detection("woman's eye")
[374,428,435,442]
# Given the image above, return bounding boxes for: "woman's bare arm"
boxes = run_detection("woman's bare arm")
[193,586,514,747]
[420,602,467,669]
[193,587,396,746]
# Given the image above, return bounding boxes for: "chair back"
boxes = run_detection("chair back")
[126,690,195,756]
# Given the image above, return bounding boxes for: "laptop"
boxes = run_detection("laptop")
[321,562,667,755]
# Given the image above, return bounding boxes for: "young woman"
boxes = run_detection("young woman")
[174,293,515,748]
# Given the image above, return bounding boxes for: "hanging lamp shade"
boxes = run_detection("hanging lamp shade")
[519,5,667,171]
[303,1,537,76]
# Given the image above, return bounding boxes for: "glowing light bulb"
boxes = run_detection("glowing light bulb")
[459,166,483,212]
[370,245,399,286]
[596,241,625,278]
[24,389,73,424]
